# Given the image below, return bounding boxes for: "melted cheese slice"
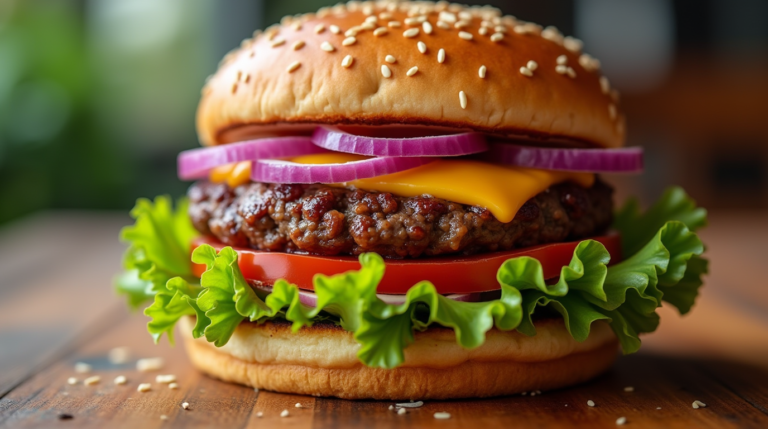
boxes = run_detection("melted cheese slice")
[289,153,595,223]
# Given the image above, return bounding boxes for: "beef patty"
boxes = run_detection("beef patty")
[188,179,613,258]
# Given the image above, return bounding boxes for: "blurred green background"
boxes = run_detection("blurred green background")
[1,0,766,225]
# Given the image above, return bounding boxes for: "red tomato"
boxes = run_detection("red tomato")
[191,235,622,294]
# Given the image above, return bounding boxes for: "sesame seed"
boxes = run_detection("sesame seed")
[587,400,596,407]
[404,17,421,26]
[295,403,302,408]
[389,405,395,410]
[291,40,304,51]
[417,41,427,53]
[381,65,392,78]
[478,27,488,35]
[656,407,662,410]
[579,53,601,72]
[566,67,577,78]
[478,65,487,78]
[439,11,457,23]
[329,25,340,34]
[373,27,388,36]
[365,15,378,24]
[361,22,376,31]
[459,91,467,109]
[455,20,470,29]
[495,25,508,33]
[692,400,707,409]
[291,22,302,31]
[74,362,91,373]
[434,412,451,420]
[168,382,179,389]
[403,28,419,38]
[160,415,168,420]
[406,66,419,76]
[379,12,392,20]
[385,55,396,63]
[84,376,100,386]
[458,10,472,20]
[490,32,504,42]
[556,65,568,74]
[137,383,151,392]
[155,374,176,384]
[557,55,568,65]
[114,375,127,385]
[181,402,190,410]
[527,60,538,71]
[280,409,290,418]
[108,347,130,364]
[286,61,301,73]
[599,76,610,94]
[422,21,433,34]
[388,21,402,28]
[342,55,354,68]
[137,358,164,372]
[345,28,359,37]
[315,24,325,34]
[244,73,250,83]
[616,417,627,426]
[231,83,237,94]
[564,36,583,53]
[320,41,335,52]
[609,104,617,120]
[67,377,78,385]
[270,37,286,48]
[342,36,356,46]
[624,386,635,392]
[437,48,446,63]
[256,412,263,418]
[436,20,450,29]
[458,31,473,40]
[397,408,407,415]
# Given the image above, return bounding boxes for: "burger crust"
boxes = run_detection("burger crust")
[180,317,618,400]
[197,1,624,148]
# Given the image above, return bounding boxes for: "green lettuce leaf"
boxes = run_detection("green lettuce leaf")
[144,277,203,344]
[614,186,707,255]
[118,187,708,369]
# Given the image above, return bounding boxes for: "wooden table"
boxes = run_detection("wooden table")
[1,211,767,428]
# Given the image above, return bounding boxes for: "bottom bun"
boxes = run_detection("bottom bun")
[180,317,618,400]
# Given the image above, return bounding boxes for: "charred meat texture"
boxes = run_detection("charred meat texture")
[188,179,613,258]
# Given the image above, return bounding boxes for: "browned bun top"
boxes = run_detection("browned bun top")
[197,1,625,148]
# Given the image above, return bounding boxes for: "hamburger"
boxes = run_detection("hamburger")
[116,0,709,400]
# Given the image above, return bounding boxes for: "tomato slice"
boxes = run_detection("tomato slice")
[191,234,622,295]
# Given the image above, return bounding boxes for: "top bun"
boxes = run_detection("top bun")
[197,1,624,148]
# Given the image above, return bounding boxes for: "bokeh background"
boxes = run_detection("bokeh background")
[1,0,767,226]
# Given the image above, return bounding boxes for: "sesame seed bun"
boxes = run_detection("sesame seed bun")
[180,317,618,400]
[197,1,625,148]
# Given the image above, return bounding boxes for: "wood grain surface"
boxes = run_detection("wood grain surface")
[0,212,767,428]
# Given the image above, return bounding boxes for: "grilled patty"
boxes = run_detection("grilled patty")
[188,179,613,258]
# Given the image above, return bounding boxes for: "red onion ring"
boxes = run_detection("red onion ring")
[177,136,327,180]
[485,143,644,173]
[311,126,488,157]
[252,156,434,184]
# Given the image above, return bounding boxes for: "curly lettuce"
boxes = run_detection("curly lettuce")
[116,187,708,368]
